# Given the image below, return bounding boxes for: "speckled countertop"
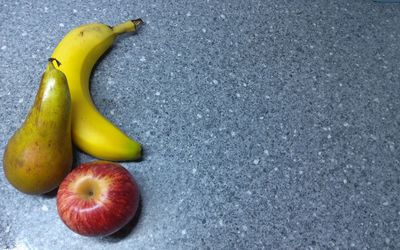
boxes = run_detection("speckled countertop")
[0,0,399,249]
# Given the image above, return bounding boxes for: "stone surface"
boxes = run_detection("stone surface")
[0,0,400,249]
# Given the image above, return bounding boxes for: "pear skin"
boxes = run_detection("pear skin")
[3,59,72,194]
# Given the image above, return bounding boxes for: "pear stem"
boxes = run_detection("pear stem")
[48,57,61,67]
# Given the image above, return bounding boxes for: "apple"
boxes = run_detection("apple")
[56,161,139,237]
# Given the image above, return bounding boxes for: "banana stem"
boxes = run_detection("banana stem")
[112,19,144,35]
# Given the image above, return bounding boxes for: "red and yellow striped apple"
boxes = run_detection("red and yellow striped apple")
[56,161,139,237]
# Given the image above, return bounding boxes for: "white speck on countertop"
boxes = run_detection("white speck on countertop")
[192,168,197,174]
[41,205,49,211]
[383,201,389,206]
[212,79,218,84]
[274,167,278,171]
[107,78,115,85]
[246,190,252,195]
[59,23,65,27]
[327,134,332,139]
[1,45,7,50]
[343,122,349,127]
[22,31,27,36]
[181,229,187,235]
[186,11,191,17]
[44,6,48,12]
[110,109,115,115]
[236,93,241,98]
[197,113,202,118]
[15,238,30,250]
[139,56,146,62]
[220,14,226,19]
[73,9,77,13]
[219,219,224,226]
[264,149,269,155]
[343,179,347,184]
[202,28,206,33]
[242,225,248,231]
[18,98,24,103]
[253,159,259,165]
[388,142,395,152]
[155,91,161,96]
[231,131,236,137]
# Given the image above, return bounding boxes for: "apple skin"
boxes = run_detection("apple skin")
[56,161,139,237]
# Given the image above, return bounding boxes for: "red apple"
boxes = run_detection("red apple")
[56,161,139,237]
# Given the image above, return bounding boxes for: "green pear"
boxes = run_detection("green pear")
[3,59,72,194]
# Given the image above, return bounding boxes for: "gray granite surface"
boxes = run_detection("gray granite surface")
[1,0,400,249]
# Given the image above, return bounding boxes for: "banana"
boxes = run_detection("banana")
[51,20,143,161]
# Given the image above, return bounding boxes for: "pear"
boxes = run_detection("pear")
[3,59,72,194]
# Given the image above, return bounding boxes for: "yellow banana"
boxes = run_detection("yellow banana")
[51,20,143,161]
